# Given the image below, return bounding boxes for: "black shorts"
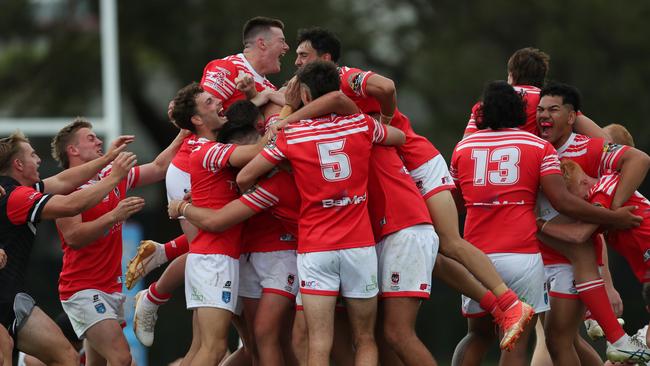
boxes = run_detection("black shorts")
[0,293,35,337]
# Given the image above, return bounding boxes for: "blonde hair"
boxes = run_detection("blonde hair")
[51,118,93,168]
[603,123,635,147]
[560,159,586,195]
[0,130,29,174]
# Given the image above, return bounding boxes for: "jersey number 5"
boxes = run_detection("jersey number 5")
[317,139,351,182]
[471,147,520,186]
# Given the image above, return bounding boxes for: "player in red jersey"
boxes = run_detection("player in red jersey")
[51,118,186,366]
[539,159,650,362]
[450,81,642,366]
[165,82,268,366]
[534,82,650,364]
[237,60,405,366]
[290,27,538,351]
[0,130,136,366]
[463,47,608,140]
[200,16,288,111]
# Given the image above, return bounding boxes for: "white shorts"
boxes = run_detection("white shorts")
[61,289,126,338]
[536,192,559,221]
[185,253,239,313]
[545,264,603,299]
[298,246,378,299]
[462,253,549,317]
[409,155,456,200]
[166,163,191,202]
[376,225,438,298]
[239,250,299,300]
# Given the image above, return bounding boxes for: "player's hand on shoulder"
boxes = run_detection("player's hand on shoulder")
[112,196,145,222]
[610,205,642,230]
[109,152,137,179]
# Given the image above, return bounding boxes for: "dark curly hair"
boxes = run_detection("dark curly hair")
[296,60,340,100]
[217,100,260,144]
[540,81,581,112]
[296,27,341,63]
[171,82,203,133]
[477,81,526,130]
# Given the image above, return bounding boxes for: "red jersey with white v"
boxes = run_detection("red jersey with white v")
[464,85,541,136]
[588,174,650,283]
[240,169,299,252]
[170,134,199,173]
[189,138,242,257]
[201,53,277,110]
[541,133,630,264]
[261,113,388,253]
[367,145,432,241]
[338,66,439,170]
[450,128,560,254]
[58,165,140,300]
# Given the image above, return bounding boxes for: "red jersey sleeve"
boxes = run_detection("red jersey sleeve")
[200,59,239,102]
[7,186,52,225]
[239,179,280,213]
[126,166,140,191]
[261,132,287,164]
[202,143,236,173]
[340,67,375,98]
[587,175,619,209]
[540,142,561,176]
[463,102,482,136]
[598,142,630,176]
[367,115,388,144]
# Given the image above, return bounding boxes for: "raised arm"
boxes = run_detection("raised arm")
[135,130,189,187]
[541,173,641,229]
[41,152,137,220]
[169,199,256,233]
[236,154,277,193]
[381,125,406,146]
[43,136,132,194]
[573,114,611,142]
[611,147,650,209]
[364,73,397,125]
[55,196,144,249]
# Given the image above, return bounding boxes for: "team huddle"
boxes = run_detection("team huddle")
[1,15,649,366]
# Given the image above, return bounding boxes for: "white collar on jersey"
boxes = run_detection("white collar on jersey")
[236,53,268,84]
[556,132,577,155]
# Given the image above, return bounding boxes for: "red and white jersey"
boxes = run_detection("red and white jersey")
[189,138,242,257]
[450,128,561,254]
[170,134,199,173]
[464,85,541,136]
[338,66,439,170]
[58,165,140,300]
[261,113,388,253]
[541,133,629,265]
[201,53,276,110]
[240,169,299,252]
[588,174,650,283]
[367,145,432,241]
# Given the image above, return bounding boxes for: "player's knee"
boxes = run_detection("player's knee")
[57,345,79,366]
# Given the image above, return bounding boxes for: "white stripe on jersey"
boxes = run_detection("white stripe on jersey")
[126,167,137,190]
[29,195,50,223]
[456,139,545,151]
[242,186,279,210]
[202,143,232,173]
[287,126,369,145]
[456,129,547,151]
[285,114,366,134]
[263,146,285,161]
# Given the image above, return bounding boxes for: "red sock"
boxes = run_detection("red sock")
[496,289,519,311]
[163,234,189,260]
[479,291,499,315]
[146,282,171,305]
[576,279,625,343]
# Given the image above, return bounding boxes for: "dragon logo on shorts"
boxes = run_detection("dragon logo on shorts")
[391,272,400,285]
[287,274,295,286]
[95,303,106,314]
[222,291,231,304]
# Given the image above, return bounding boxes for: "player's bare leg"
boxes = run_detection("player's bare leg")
[84,319,132,366]
[451,316,496,366]
[433,254,489,303]
[291,309,308,366]
[83,340,104,366]
[190,307,231,366]
[345,297,379,366]
[221,314,253,366]
[302,294,337,366]
[15,307,78,366]
[332,310,355,366]
[0,326,12,366]
[530,317,552,366]
[382,297,437,366]
[543,297,583,365]
[181,311,201,366]
[254,293,294,366]
[241,298,260,364]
